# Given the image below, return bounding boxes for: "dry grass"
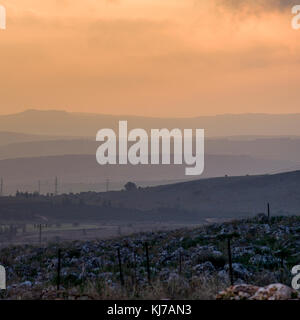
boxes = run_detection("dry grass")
[57,274,229,300]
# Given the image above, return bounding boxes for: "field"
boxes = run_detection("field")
[1,215,300,300]
[0,221,202,248]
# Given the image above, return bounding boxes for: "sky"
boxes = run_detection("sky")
[0,0,300,117]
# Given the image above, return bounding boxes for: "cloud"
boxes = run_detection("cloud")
[0,0,299,117]
[217,0,295,13]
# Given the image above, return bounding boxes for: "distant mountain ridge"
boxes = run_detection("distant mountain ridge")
[2,109,300,137]
[0,131,82,147]
[0,153,294,196]
[1,136,300,162]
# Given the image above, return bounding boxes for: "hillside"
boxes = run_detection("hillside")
[1,170,300,225]
[1,136,300,163]
[1,215,299,300]
[97,170,300,217]
[0,154,292,195]
[3,110,300,137]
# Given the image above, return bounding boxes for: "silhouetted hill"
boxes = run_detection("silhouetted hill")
[0,139,93,159]
[98,170,300,218]
[1,170,300,224]
[0,154,292,195]
[0,131,75,146]
[3,110,300,137]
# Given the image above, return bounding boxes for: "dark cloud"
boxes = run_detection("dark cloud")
[217,0,295,12]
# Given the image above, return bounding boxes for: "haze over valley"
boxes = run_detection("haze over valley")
[0,110,300,195]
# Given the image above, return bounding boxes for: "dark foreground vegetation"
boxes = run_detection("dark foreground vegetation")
[0,214,300,299]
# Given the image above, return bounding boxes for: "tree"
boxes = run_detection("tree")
[124,182,137,191]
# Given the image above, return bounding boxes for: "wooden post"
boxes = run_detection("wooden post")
[227,238,234,286]
[39,224,42,245]
[145,242,151,284]
[117,248,124,286]
[57,249,61,292]
[133,250,137,285]
[267,203,270,221]
[179,251,182,275]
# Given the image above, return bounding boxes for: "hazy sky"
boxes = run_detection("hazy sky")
[0,0,299,117]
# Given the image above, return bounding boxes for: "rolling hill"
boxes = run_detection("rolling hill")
[1,136,300,163]
[3,109,300,137]
[0,170,300,224]
[97,170,300,218]
[0,153,293,195]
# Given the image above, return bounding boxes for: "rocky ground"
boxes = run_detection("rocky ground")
[1,214,300,300]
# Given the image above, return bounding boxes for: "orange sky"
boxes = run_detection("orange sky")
[0,0,300,117]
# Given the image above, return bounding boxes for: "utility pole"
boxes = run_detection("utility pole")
[36,224,48,245]
[0,177,3,197]
[38,180,41,194]
[106,179,110,192]
[55,177,58,196]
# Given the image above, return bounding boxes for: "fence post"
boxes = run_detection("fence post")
[179,251,182,275]
[133,250,137,285]
[117,248,124,286]
[57,249,61,293]
[145,242,151,284]
[39,224,42,245]
[227,238,234,286]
